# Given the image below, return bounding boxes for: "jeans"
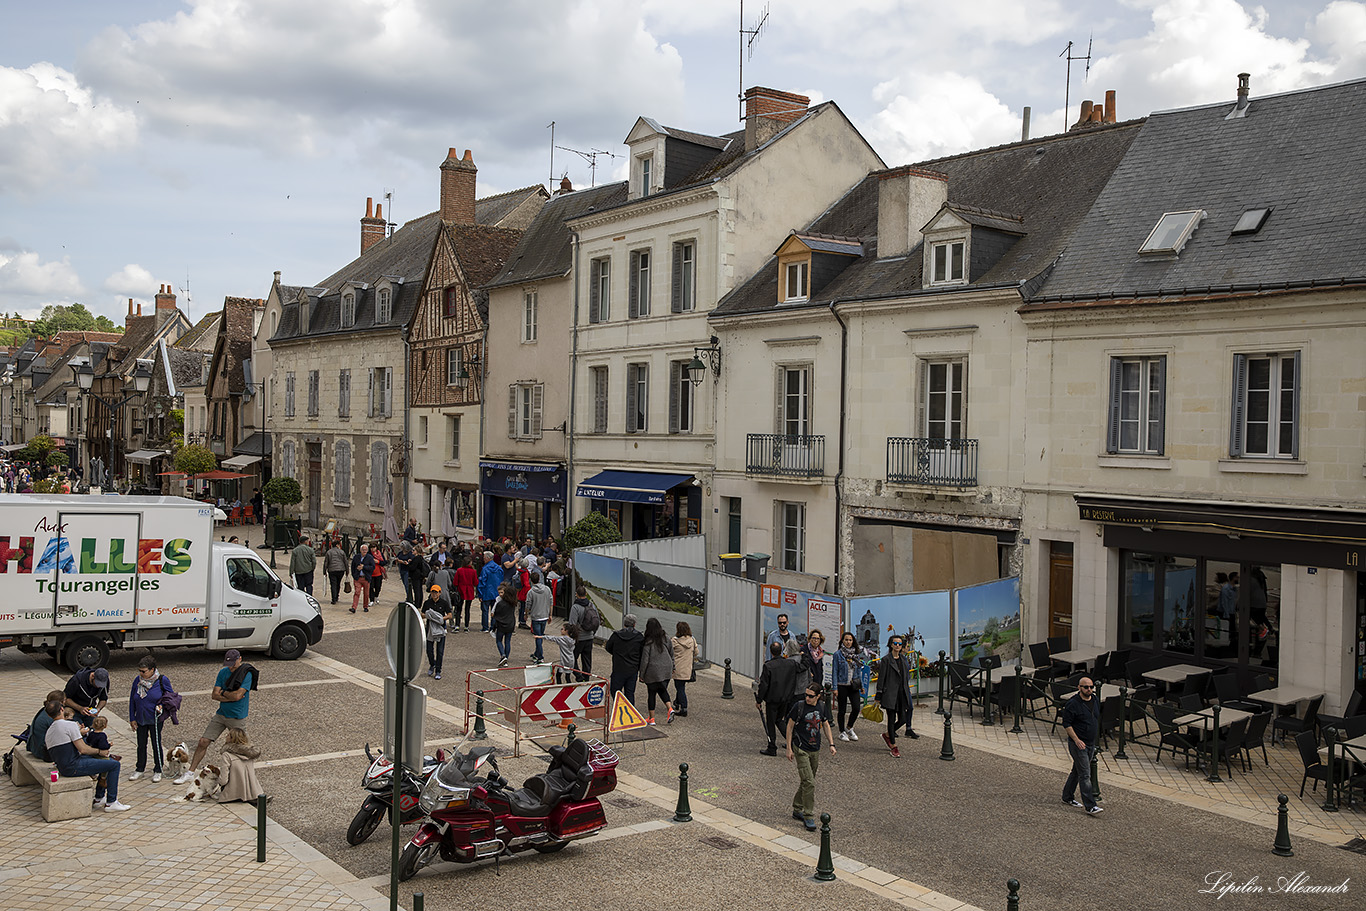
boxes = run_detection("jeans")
[328,571,345,603]
[836,684,861,732]
[427,636,446,674]
[1063,741,1096,810]
[295,570,314,595]
[479,599,492,631]
[518,600,527,626]
[574,639,594,679]
[673,679,688,711]
[494,628,513,660]
[791,746,820,819]
[400,568,416,605]
[135,718,167,773]
[531,618,547,660]
[66,756,122,802]
[610,671,637,705]
[458,599,472,629]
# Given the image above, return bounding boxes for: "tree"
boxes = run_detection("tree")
[262,476,303,513]
[46,451,68,469]
[20,434,56,465]
[93,315,120,333]
[174,443,216,476]
[563,511,622,554]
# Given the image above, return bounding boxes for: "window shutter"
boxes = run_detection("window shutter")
[1152,356,1167,455]
[668,361,681,433]
[508,386,518,439]
[1229,354,1247,456]
[916,360,928,437]
[774,366,785,434]
[671,244,684,313]
[594,368,608,433]
[383,369,393,416]
[366,368,375,417]
[1288,350,1301,460]
[1106,358,1122,453]
[531,384,544,438]
[588,259,601,324]
[625,364,638,433]
[628,252,640,319]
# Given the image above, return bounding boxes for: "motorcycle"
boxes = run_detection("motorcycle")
[346,740,498,846]
[398,737,619,880]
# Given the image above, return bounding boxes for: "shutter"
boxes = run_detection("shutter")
[668,361,681,434]
[671,243,684,313]
[1229,354,1247,456]
[1288,350,1301,460]
[802,367,813,436]
[588,259,601,324]
[916,360,928,437]
[957,359,967,439]
[774,366,785,435]
[367,368,375,417]
[1106,358,1122,453]
[531,384,543,438]
[594,368,608,433]
[625,364,638,433]
[508,386,518,439]
[384,368,393,417]
[1151,356,1167,455]
[628,252,640,319]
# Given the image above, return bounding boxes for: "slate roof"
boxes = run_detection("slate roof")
[475,185,548,229]
[713,120,1143,316]
[1026,77,1366,304]
[485,182,630,289]
[175,312,221,351]
[212,298,263,395]
[167,347,209,390]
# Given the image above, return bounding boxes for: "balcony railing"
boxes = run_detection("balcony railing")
[746,433,825,479]
[886,437,978,487]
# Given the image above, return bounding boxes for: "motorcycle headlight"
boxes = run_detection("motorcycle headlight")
[418,785,470,816]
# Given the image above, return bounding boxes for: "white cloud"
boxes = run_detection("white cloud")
[1308,1,1366,76]
[0,62,138,194]
[0,249,84,298]
[101,263,156,297]
[864,73,1021,164]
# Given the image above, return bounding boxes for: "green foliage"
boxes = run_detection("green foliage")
[93,315,120,332]
[19,434,56,464]
[563,511,621,554]
[262,476,303,506]
[173,443,216,476]
[46,451,68,468]
[168,408,185,431]
[32,478,61,494]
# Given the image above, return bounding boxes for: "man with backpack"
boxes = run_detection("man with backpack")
[567,584,600,679]
[180,649,256,784]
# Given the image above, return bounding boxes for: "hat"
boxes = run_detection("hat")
[223,648,242,665]
[89,668,110,689]
[430,585,442,592]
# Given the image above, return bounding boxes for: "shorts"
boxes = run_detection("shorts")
[202,714,247,741]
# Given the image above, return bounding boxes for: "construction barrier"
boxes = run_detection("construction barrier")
[463,664,609,756]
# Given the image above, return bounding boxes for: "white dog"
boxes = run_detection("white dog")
[164,743,191,779]
[174,763,223,802]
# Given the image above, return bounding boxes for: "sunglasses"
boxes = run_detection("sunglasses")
[805,692,820,699]
[1079,685,1095,690]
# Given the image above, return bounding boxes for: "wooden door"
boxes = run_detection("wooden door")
[307,442,322,526]
[1048,541,1074,647]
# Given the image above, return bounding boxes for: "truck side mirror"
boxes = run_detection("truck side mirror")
[272,578,283,598]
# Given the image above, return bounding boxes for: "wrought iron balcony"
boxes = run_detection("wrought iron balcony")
[886,437,978,487]
[746,433,825,479]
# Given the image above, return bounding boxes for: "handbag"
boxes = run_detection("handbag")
[344,579,352,594]
[861,703,884,723]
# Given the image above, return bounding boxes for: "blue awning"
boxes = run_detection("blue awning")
[576,470,694,504]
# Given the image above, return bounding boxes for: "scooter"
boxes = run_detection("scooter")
[346,740,498,846]
[398,737,619,880]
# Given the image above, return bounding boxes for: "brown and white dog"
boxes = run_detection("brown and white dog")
[174,764,223,802]
[164,743,191,779]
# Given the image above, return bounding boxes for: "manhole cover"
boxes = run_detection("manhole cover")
[1341,838,1366,856]
[700,836,739,850]
[607,797,643,809]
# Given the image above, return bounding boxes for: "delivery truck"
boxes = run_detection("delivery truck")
[0,494,323,671]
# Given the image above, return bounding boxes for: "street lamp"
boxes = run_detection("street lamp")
[686,335,723,388]
[72,356,154,487]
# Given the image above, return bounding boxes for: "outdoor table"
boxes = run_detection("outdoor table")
[1049,647,1105,670]
[1173,707,1255,731]
[1318,734,1366,808]
[1141,664,1208,685]
[1247,686,1324,742]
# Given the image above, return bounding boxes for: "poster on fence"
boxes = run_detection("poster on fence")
[627,560,707,655]
[574,550,626,636]
[759,584,807,664]
[952,577,1022,664]
[848,590,952,673]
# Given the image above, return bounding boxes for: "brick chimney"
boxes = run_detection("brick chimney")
[556,175,574,196]
[744,87,810,151]
[876,166,949,259]
[360,197,386,253]
[155,283,176,310]
[440,148,477,224]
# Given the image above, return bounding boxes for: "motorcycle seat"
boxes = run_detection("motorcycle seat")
[506,785,553,817]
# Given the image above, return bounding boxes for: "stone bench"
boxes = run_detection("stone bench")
[11,747,95,821]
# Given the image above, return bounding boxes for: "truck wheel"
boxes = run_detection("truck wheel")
[270,623,308,661]
[65,636,110,672]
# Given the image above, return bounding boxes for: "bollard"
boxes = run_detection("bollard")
[1010,665,1024,734]
[1205,705,1222,784]
[472,690,488,740]
[566,722,577,747]
[413,893,424,911]
[1322,727,1338,812]
[1006,878,1020,911]
[256,793,267,863]
[1272,794,1294,856]
[673,763,692,822]
[813,813,836,882]
[1114,686,1128,760]
[721,659,735,699]
[939,709,955,761]
[935,650,947,715]
[981,662,994,726]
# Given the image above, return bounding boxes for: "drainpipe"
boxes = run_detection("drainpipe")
[829,300,848,596]
[565,227,582,532]
[479,310,489,537]
[400,325,411,526]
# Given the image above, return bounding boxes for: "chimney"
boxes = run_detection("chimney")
[137,303,143,316]
[1077,100,1093,127]
[360,197,385,253]
[556,175,574,196]
[127,298,135,317]
[876,166,949,259]
[440,148,477,224]
[1021,106,1031,142]
[744,86,810,151]
[1104,90,1116,123]
[155,283,176,310]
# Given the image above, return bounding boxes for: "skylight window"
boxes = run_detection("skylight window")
[1231,207,1271,236]
[1138,210,1205,255]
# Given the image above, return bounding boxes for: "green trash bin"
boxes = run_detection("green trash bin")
[744,553,770,584]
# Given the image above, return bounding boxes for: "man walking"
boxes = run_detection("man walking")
[756,640,799,756]
[786,684,836,831]
[875,635,919,757]
[767,613,800,657]
[604,614,645,704]
[179,649,253,784]
[324,539,348,604]
[350,542,374,613]
[289,534,316,595]
[477,550,502,632]
[526,570,553,664]
[1062,676,1103,815]
[566,585,598,679]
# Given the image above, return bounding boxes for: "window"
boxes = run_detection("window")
[284,372,296,417]
[368,367,393,418]
[778,366,811,437]
[333,440,352,505]
[307,370,319,417]
[508,383,543,440]
[589,258,610,323]
[784,262,808,302]
[931,241,965,284]
[446,348,464,386]
[672,241,695,313]
[443,287,458,319]
[591,366,608,434]
[626,363,648,433]
[341,292,356,328]
[1107,356,1165,454]
[639,155,652,197]
[369,441,388,507]
[522,290,538,342]
[629,249,651,318]
[1231,352,1299,459]
[280,439,296,480]
[448,415,461,461]
[1231,208,1271,236]
[779,501,806,573]
[1139,210,1205,255]
[226,557,274,599]
[338,369,351,418]
[377,287,392,323]
[669,360,693,434]
[418,416,428,445]
[920,359,966,440]
[270,310,278,335]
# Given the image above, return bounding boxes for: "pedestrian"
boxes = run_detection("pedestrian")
[454,555,478,632]
[491,582,518,667]
[798,629,827,692]
[350,542,374,613]
[1062,676,1103,814]
[604,613,645,705]
[516,560,532,629]
[63,666,109,723]
[566,584,598,679]
[127,655,176,782]
[43,701,130,812]
[671,621,698,719]
[426,558,454,608]
[251,488,264,523]
[786,683,836,831]
[477,550,502,632]
[833,632,864,742]
[767,613,800,657]
[324,540,347,604]
[289,534,316,595]
[526,571,553,664]
[394,542,417,605]
[369,544,386,607]
[180,649,254,784]
[638,617,675,725]
[535,622,581,682]
[756,640,799,756]
[423,586,451,679]
[403,518,420,545]
[875,635,918,757]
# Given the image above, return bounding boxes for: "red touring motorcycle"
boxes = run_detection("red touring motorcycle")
[398,738,619,880]
[347,742,496,846]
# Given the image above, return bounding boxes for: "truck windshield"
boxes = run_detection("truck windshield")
[227,558,275,599]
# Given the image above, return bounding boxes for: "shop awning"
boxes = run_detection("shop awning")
[124,450,168,464]
[0,443,25,453]
[576,470,694,504]
[233,431,271,458]
[221,454,262,470]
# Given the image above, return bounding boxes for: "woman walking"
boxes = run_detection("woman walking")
[875,634,918,757]
[799,630,827,691]
[639,617,675,725]
[491,582,518,668]
[454,556,478,632]
[833,632,863,742]
[369,544,386,607]
[127,656,175,782]
[671,621,699,718]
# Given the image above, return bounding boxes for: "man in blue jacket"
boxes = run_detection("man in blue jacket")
[477,550,503,632]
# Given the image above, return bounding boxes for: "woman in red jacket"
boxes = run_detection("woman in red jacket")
[454,556,478,632]
[370,544,386,608]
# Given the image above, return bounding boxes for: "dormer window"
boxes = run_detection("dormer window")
[784,261,809,302]
[639,155,652,197]
[377,287,392,323]
[1139,210,1205,255]
[341,292,356,328]
[930,241,965,285]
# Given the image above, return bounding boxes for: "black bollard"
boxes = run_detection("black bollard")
[721,659,735,700]
[1114,686,1128,760]
[981,662,994,726]
[673,762,692,823]
[566,722,577,747]
[1273,794,1294,856]
[1322,728,1338,812]
[940,709,955,761]
[814,813,836,882]
[413,893,424,911]
[1006,879,1020,911]
[1010,665,1024,734]
[256,793,267,862]
[1205,705,1222,783]
[935,650,947,715]
[472,690,488,740]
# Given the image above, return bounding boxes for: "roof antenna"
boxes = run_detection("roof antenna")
[739,1,770,121]
[1059,35,1092,130]
[555,145,616,188]
[179,272,191,309]
[547,122,556,193]
[383,189,397,237]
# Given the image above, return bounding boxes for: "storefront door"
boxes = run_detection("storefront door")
[1047,542,1073,646]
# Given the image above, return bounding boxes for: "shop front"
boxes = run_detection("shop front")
[480,461,565,542]
[576,469,700,541]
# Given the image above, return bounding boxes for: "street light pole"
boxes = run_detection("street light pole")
[73,358,153,488]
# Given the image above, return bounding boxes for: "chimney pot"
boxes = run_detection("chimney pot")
[1078,100,1093,124]
[365,197,374,218]
[376,203,382,220]
[1237,73,1250,108]
[1021,106,1031,141]
[128,299,134,316]
[1104,90,1116,123]
[137,303,143,316]
[440,146,478,224]
[1090,105,1103,123]
[274,270,281,283]
[558,176,574,195]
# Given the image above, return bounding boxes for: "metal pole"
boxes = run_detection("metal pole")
[1007,878,1020,911]
[939,709,955,761]
[1009,665,1024,734]
[673,762,692,823]
[1205,705,1222,783]
[981,663,994,726]
[1272,794,1294,856]
[256,793,266,862]
[1322,727,1338,812]
[813,813,836,881]
[413,893,424,911]
[935,650,946,715]
[722,658,735,699]
[1114,686,1128,760]
[390,607,408,911]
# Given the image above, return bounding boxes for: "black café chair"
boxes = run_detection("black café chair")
[948,662,983,718]
[1152,703,1199,768]
[1027,642,1059,679]
[1098,693,1125,750]
[1123,684,1159,740]
[991,674,1023,721]
[1214,673,1263,713]
[1178,693,1204,713]
[1048,682,1073,733]
[1241,711,1272,767]
[1046,636,1069,655]
[1198,717,1249,777]
[1295,729,1329,798]
[1273,694,1323,746]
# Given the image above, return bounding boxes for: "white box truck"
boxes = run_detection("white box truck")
[0,494,323,671]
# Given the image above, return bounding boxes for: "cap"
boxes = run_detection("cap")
[430,585,442,592]
[89,668,110,689]
[223,648,242,665]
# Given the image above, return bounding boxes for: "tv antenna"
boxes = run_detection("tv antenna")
[739,1,770,121]
[547,121,556,192]
[178,272,192,309]
[1059,36,1092,131]
[383,189,397,237]
[555,145,616,187]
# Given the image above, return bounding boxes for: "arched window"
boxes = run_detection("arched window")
[377,287,392,323]
[334,439,352,505]
[369,440,388,508]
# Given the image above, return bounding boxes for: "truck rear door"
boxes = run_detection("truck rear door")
[52,510,141,626]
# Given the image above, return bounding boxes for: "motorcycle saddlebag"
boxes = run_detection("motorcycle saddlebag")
[549,799,607,838]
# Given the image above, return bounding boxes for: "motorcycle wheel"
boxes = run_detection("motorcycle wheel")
[398,842,437,882]
[346,805,385,846]
[534,838,569,854]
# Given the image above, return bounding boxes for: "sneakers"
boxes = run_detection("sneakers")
[1086,806,1104,815]
[838,731,850,742]
[666,707,674,724]
[792,809,804,820]
[882,732,895,752]
[760,747,778,756]
[105,800,132,812]
[646,718,656,726]
[92,796,107,808]
[128,772,144,782]
[151,772,162,782]
[498,657,509,668]
[349,607,356,613]
[434,672,442,680]
[363,606,369,612]
[1065,799,1083,808]
[847,729,858,742]
[907,729,920,740]
[804,817,817,831]
[890,744,902,759]
[173,770,194,785]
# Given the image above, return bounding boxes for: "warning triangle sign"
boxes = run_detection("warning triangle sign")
[608,691,648,733]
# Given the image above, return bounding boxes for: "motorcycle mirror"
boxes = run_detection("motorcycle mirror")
[436,748,447,762]
[364,743,373,761]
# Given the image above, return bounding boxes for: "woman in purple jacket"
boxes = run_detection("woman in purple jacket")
[127,656,175,781]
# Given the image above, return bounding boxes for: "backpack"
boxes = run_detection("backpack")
[580,600,601,634]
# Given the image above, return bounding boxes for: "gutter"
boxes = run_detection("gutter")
[566,227,582,530]
[829,300,848,596]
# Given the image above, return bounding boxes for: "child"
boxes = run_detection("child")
[535,623,581,683]
[85,715,120,807]
[217,728,263,803]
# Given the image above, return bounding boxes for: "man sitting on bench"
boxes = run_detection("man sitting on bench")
[25,690,66,761]
[43,702,131,813]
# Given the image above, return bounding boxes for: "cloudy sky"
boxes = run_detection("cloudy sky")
[2,0,1362,324]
